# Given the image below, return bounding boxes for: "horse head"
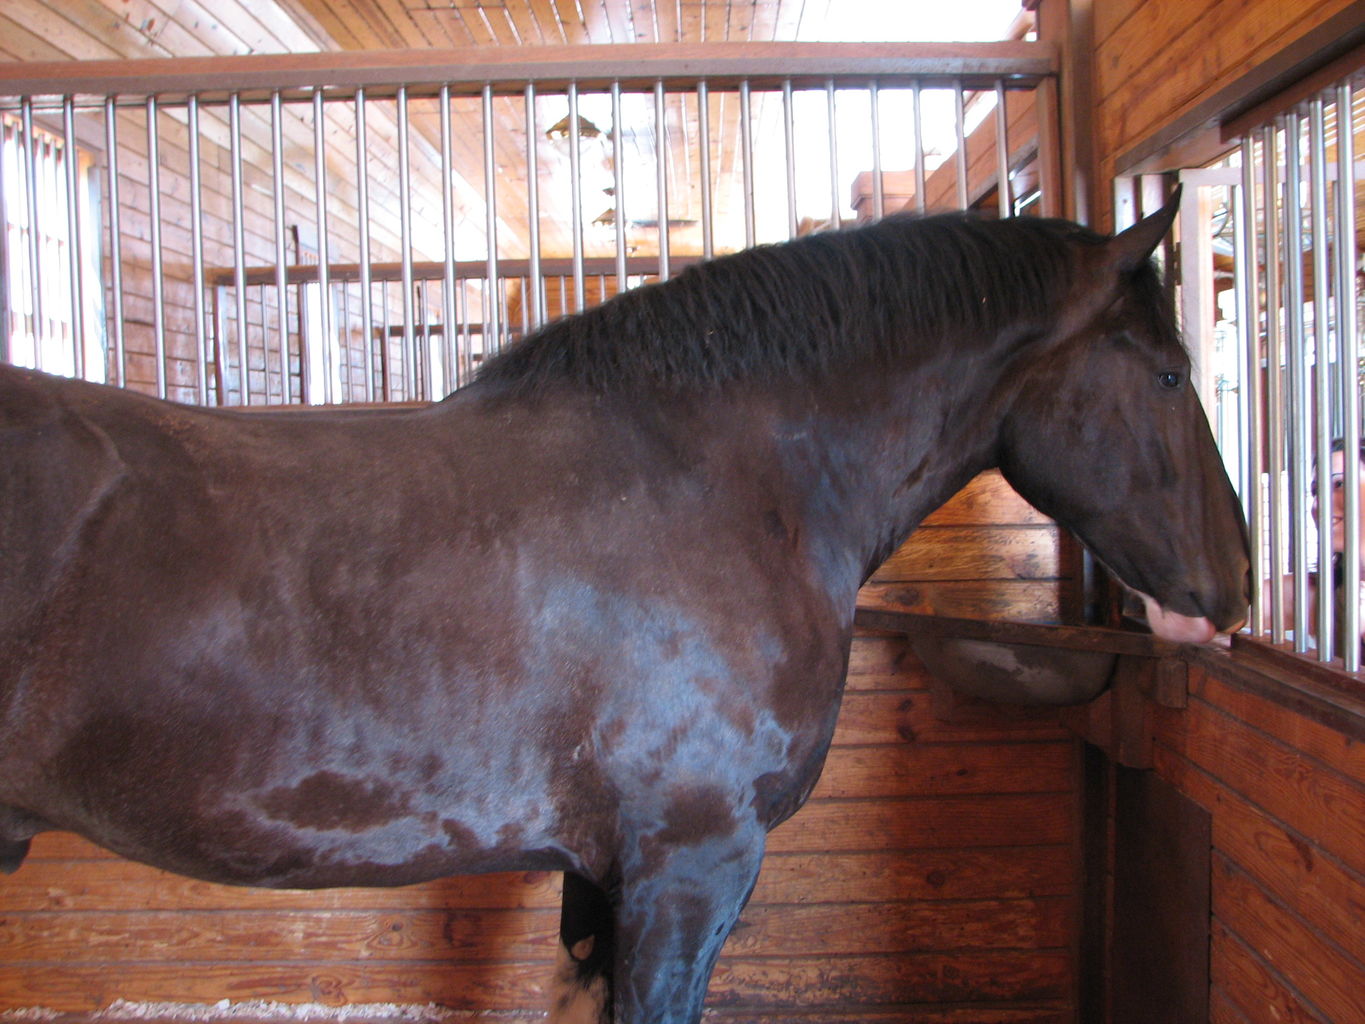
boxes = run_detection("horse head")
[997,193,1250,643]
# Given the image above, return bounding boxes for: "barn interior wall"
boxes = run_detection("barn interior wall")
[1088,0,1360,228]
[1148,653,1365,1022]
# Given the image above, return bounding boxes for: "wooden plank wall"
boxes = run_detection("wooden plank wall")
[0,471,1083,1022]
[1090,0,1358,227]
[1141,656,1365,1023]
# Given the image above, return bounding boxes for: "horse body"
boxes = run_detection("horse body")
[0,197,1248,1023]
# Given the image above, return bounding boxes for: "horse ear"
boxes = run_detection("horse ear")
[1106,183,1182,276]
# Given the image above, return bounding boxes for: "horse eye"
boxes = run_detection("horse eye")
[1157,370,1182,390]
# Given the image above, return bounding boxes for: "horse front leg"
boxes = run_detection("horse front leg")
[610,824,766,1024]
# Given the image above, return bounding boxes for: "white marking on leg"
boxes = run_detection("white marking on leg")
[546,936,609,1024]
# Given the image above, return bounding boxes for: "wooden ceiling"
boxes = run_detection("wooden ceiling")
[0,1,1030,63]
[277,0,814,50]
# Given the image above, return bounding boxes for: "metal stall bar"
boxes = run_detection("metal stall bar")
[654,79,670,280]
[1237,135,1265,637]
[740,79,755,247]
[567,82,586,313]
[782,79,799,237]
[697,80,715,259]
[1337,79,1360,671]
[913,80,927,214]
[60,97,85,380]
[312,88,334,405]
[1263,122,1286,645]
[439,84,459,390]
[482,84,501,355]
[20,99,43,368]
[1309,96,1334,658]
[1284,111,1310,652]
[269,92,292,402]
[825,79,840,228]
[356,88,377,400]
[0,119,9,366]
[869,81,884,220]
[145,96,167,399]
[229,94,252,405]
[185,95,209,404]
[103,96,126,387]
[611,81,628,293]
[525,82,543,329]
[397,86,416,397]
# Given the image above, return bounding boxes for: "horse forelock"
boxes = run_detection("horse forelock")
[473,213,1089,396]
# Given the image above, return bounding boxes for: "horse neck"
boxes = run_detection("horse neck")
[738,342,1016,595]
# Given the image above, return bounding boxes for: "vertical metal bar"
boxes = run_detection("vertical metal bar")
[740,79,755,247]
[459,279,473,385]
[482,85,501,353]
[211,285,226,403]
[782,79,798,238]
[356,88,376,402]
[524,83,543,327]
[145,96,167,399]
[994,79,1011,217]
[185,96,209,403]
[654,80,670,279]
[21,99,44,368]
[567,82,585,312]
[0,119,11,365]
[869,81,883,221]
[697,81,715,259]
[1263,124,1285,644]
[257,285,275,401]
[953,81,969,210]
[1284,112,1310,651]
[438,85,458,393]
[103,98,126,387]
[379,284,392,399]
[1237,135,1265,637]
[825,78,840,228]
[417,277,431,398]
[229,93,252,405]
[611,82,628,293]
[1309,97,1334,659]
[61,97,85,379]
[1336,80,1361,670]
[912,81,927,215]
[397,86,416,398]
[311,88,333,405]
[269,92,292,403]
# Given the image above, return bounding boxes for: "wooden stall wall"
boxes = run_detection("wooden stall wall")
[0,471,1084,1022]
[1066,646,1365,1023]
[1089,0,1360,229]
[1149,653,1365,1024]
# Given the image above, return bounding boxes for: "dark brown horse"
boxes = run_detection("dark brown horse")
[0,194,1247,1023]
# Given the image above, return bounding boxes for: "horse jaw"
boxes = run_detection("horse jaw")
[1138,592,1216,645]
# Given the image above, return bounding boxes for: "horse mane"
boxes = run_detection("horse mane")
[473,212,1106,395]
